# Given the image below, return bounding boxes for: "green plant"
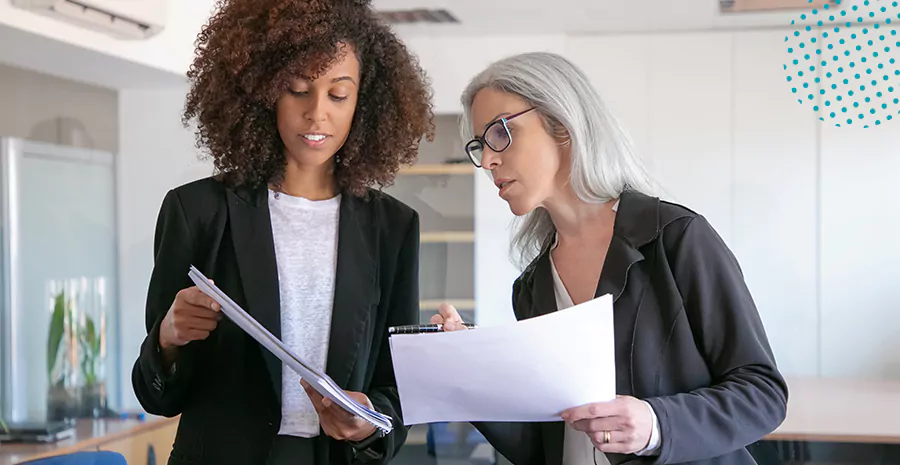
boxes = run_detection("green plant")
[78,314,101,386]
[47,289,103,388]
[47,291,68,386]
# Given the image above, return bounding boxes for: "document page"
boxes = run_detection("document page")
[188,266,394,434]
[390,294,616,425]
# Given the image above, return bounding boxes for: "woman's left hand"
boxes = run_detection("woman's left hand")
[561,395,653,454]
[301,379,377,442]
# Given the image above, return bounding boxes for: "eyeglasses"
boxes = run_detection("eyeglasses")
[464,107,536,168]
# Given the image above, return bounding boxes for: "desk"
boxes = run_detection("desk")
[0,416,178,465]
[767,377,900,444]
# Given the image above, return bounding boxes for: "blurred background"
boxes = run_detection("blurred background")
[0,0,898,464]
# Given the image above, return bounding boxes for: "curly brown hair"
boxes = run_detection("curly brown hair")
[183,0,434,196]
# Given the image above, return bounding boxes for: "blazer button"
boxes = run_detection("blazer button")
[153,374,165,392]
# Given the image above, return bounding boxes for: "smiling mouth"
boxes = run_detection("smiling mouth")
[302,134,329,141]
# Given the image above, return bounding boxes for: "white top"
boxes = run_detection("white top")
[550,200,661,464]
[268,189,341,438]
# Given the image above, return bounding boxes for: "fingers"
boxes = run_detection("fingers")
[429,313,444,324]
[437,303,468,331]
[561,401,618,423]
[301,381,368,441]
[301,379,324,405]
[179,287,220,312]
[590,430,635,454]
[570,416,620,434]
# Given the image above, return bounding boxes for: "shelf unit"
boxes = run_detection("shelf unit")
[418,299,476,311]
[399,164,473,176]
[384,115,476,324]
[420,231,474,243]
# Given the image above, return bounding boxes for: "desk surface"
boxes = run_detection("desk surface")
[0,416,178,465]
[767,377,900,444]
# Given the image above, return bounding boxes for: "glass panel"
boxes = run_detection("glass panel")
[5,140,118,422]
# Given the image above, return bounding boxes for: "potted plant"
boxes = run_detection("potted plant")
[77,311,106,417]
[46,290,77,421]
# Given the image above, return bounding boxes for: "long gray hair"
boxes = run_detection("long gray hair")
[460,52,657,269]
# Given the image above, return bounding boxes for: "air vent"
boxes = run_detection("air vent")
[377,9,459,24]
[720,0,832,13]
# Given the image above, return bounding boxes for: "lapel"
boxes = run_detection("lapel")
[226,187,379,400]
[226,185,283,400]
[527,191,660,313]
[325,192,378,389]
[521,191,662,464]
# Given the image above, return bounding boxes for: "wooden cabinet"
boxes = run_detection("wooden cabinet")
[98,418,177,465]
[0,417,179,465]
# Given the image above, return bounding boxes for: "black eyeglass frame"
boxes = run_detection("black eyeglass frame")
[464,107,536,168]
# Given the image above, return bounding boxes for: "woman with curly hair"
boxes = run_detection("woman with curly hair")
[130,0,433,463]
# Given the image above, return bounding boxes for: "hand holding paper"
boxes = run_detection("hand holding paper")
[390,294,616,425]
[301,379,378,441]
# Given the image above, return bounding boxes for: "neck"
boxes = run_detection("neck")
[542,185,616,245]
[277,156,337,200]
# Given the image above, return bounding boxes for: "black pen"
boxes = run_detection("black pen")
[388,323,477,334]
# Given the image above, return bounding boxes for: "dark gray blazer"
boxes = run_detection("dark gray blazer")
[476,190,788,465]
[131,177,419,465]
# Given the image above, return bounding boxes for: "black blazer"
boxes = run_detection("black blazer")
[475,191,788,465]
[131,177,420,465]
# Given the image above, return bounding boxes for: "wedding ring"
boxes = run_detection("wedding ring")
[603,430,611,444]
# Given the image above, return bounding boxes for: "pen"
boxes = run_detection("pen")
[388,323,477,334]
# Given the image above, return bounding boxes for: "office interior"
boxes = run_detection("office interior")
[0,0,898,463]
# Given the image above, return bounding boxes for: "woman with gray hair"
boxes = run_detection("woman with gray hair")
[432,52,787,465]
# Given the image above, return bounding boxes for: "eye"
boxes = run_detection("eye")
[330,94,349,102]
[288,89,307,97]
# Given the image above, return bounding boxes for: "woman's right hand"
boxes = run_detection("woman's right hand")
[430,303,469,332]
[159,284,222,350]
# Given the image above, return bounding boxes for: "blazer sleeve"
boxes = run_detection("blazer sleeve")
[643,215,789,464]
[131,189,204,417]
[365,210,420,463]
[471,277,545,465]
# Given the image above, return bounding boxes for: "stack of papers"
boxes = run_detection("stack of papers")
[389,294,616,425]
[188,266,394,434]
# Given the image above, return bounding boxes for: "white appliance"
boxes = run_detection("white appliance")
[11,0,166,40]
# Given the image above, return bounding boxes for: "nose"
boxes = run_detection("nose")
[303,95,328,122]
[480,147,502,171]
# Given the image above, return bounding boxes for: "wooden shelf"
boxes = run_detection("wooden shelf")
[419,299,476,311]
[400,164,474,175]
[421,231,475,243]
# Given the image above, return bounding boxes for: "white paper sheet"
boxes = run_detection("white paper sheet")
[389,294,616,425]
[187,266,394,434]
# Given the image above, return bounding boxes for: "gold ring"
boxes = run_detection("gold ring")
[603,430,611,444]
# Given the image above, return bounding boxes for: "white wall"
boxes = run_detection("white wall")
[404,35,567,114]
[117,88,212,409]
[469,28,900,381]
[0,63,117,153]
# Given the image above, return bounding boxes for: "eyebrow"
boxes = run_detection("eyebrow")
[332,76,357,85]
[297,75,358,86]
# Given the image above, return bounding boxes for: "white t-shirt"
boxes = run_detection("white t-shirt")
[268,189,341,438]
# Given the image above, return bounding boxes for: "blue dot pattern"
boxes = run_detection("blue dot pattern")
[786,0,900,127]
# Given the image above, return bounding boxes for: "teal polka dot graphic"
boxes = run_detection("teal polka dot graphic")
[786,0,900,128]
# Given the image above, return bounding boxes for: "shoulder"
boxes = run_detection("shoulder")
[159,176,229,232]
[169,176,227,205]
[657,198,701,238]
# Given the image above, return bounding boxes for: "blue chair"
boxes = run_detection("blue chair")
[22,451,127,465]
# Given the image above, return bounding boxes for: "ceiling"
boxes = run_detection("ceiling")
[373,0,868,36]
